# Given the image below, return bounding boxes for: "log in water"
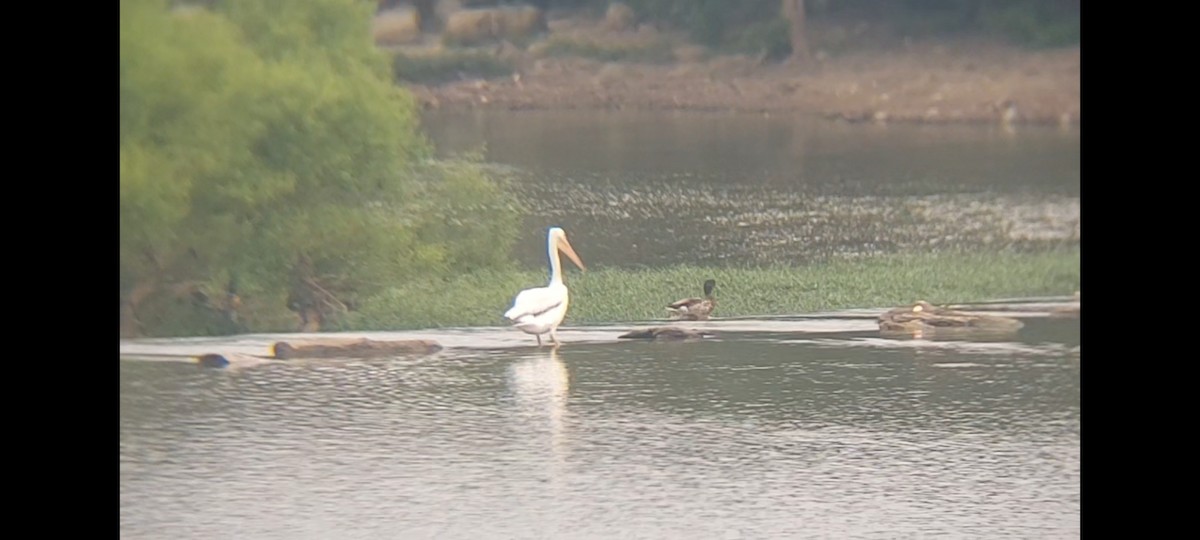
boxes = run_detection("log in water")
[273,337,443,359]
[618,327,715,340]
[194,338,443,367]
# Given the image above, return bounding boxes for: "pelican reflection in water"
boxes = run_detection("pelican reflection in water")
[509,347,571,482]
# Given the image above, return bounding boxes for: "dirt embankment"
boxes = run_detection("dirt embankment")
[397,14,1080,126]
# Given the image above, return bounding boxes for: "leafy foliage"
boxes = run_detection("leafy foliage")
[120,0,521,336]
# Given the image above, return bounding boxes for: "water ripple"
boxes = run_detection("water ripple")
[122,324,1079,538]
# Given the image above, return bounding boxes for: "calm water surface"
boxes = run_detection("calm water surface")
[120,305,1080,539]
[422,110,1080,268]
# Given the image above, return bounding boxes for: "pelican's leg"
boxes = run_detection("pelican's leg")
[550,329,560,347]
[536,334,543,347]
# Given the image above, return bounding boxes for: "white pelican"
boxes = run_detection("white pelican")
[504,227,586,347]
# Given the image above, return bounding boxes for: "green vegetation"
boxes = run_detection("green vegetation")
[391,50,517,84]
[538,34,677,63]
[120,0,521,337]
[341,248,1079,331]
[977,1,1080,49]
[548,0,1078,53]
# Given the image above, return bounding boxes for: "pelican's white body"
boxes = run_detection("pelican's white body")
[504,227,584,346]
[505,282,570,336]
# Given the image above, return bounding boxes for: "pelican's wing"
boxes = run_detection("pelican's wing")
[504,286,565,321]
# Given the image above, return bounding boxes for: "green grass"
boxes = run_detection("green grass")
[339,248,1080,331]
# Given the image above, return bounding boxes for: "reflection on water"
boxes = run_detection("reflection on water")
[120,315,1079,538]
[421,110,1080,268]
[509,348,571,484]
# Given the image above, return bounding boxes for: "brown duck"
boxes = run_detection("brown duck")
[666,279,716,321]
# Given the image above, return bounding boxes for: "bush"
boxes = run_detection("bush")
[979,1,1080,48]
[392,50,516,84]
[120,0,522,337]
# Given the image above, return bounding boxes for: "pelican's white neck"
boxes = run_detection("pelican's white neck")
[547,234,563,285]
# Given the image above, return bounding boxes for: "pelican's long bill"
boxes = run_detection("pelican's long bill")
[556,233,586,272]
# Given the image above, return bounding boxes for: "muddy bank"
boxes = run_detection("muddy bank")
[403,41,1079,126]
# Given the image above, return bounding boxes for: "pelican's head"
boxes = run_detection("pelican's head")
[549,227,586,272]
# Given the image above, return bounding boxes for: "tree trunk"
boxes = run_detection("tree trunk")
[782,0,811,63]
[413,0,439,32]
[289,254,325,332]
[300,307,323,333]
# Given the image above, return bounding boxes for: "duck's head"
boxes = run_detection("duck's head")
[703,279,716,296]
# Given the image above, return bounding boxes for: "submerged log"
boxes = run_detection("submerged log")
[618,327,714,340]
[273,338,443,359]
